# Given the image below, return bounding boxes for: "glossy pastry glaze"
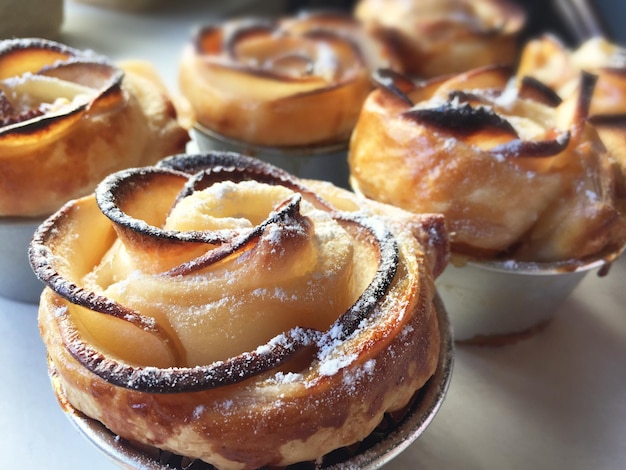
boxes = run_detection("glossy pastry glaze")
[32,152,448,469]
[0,38,189,217]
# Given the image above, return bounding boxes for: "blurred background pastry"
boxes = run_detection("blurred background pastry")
[179,10,401,187]
[353,0,526,78]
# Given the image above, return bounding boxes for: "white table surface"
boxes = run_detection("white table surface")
[2,2,626,469]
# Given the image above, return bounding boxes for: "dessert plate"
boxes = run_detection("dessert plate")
[57,294,453,470]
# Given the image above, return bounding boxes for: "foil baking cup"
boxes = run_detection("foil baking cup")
[435,255,619,344]
[192,124,350,189]
[57,294,453,470]
[0,216,45,303]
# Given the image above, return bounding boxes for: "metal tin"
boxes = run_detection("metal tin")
[0,216,45,303]
[59,294,453,470]
[192,124,350,189]
[436,256,614,344]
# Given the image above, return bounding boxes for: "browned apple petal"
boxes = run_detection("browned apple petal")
[433,64,512,97]
[0,38,78,79]
[61,316,322,393]
[488,131,571,158]
[576,71,598,121]
[39,61,126,116]
[95,159,319,277]
[29,198,183,365]
[160,152,334,214]
[199,60,330,100]
[0,102,87,145]
[372,68,415,105]
[39,60,122,93]
[221,18,277,58]
[0,47,121,146]
[589,114,626,127]
[519,76,563,107]
[95,168,228,273]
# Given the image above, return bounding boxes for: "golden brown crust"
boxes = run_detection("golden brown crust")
[33,152,447,469]
[178,12,401,147]
[349,66,626,262]
[354,0,526,78]
[0,38,189,217]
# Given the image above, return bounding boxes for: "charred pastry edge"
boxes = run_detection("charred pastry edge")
[372,68,415,106]
[0,40,123,137]
[0,38,115,80]
[163,194,308,277]
[371,67,581,159]
[403,101,519,137]
[0,37,85,60]
[589,113,626,126]
[519,76,563,107]
[0,100,89,138]
[575,70,598,126]
[487,131,571,158]
[32,152,402,394]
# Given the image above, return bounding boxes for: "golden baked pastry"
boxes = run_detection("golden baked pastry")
[178,11,401,147]
[31,152,448,469]
[354,0,526,78]
[0,38,189,217]
[517,35,626,181]
[349,66,626,262]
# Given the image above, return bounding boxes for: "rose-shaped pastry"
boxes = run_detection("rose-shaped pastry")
[354,0,526,78]
[30,152,449,469]
[178,11,401,148]
[0,38,189,217]
[349,65,626,263]
[517,35,626,181]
